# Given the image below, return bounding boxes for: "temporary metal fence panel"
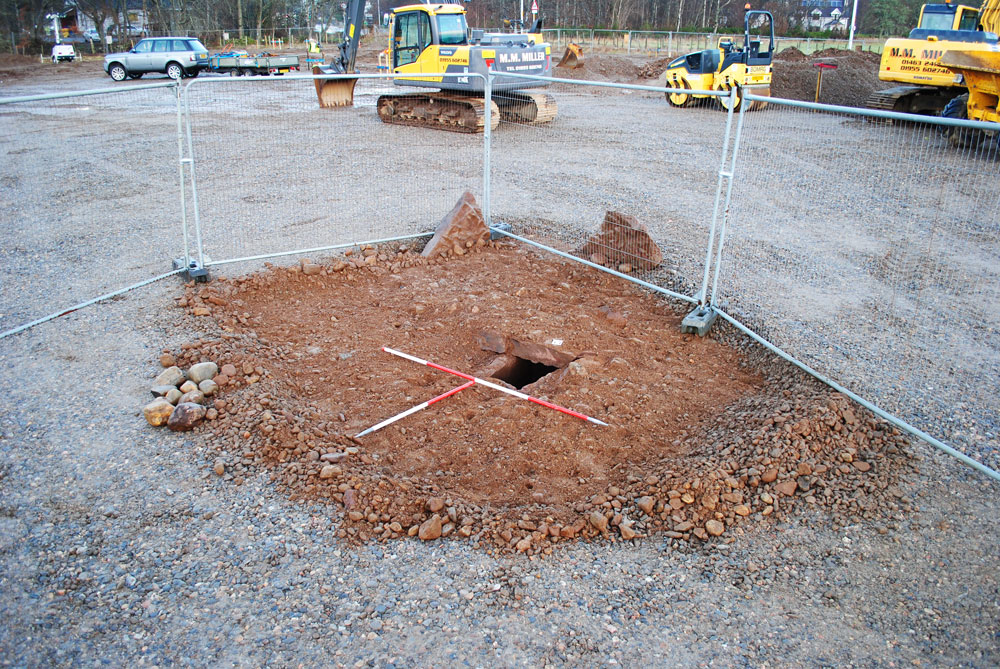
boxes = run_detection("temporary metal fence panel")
[714,96,1000,474]
[487,74,732,305]
[0,83,186,338]
[180,73,487,271]
[542,29,884,56]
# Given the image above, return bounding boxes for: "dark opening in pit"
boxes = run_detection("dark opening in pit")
[492,356,560,389]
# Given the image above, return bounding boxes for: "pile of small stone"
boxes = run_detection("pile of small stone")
[277,384,915,556]
[142,354,234,433]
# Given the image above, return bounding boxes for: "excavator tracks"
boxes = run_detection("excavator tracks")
[376,93,500,133]
[495,92,559,125]
[375,91,558,133]
[864,85,958,115]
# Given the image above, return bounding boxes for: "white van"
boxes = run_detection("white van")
[51,44,77,63]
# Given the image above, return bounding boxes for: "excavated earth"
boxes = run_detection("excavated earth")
[166,240,916,556]
[770,46,892,106]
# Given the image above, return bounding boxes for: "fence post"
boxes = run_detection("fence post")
[180,82,208,279]
[483,71,492,228]
[699,85,740,306]
[709,88,750,307]
[174,83,190,272]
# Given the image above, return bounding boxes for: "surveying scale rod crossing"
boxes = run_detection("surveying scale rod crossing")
[355,380,475,438]
[381,347,608,427]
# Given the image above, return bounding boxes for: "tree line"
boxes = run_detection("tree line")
[3,0,928,49]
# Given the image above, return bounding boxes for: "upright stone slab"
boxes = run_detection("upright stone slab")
[580,211,664,270]
[421,192,489,258]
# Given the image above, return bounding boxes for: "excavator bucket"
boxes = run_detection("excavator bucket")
[313,65,359,108]
[556,43,584,69]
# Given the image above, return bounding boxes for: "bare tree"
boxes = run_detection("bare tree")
[75,0,116,50]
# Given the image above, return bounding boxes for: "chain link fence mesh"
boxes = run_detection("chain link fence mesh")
[489,79,730,302]
[181,75,485,272]
[541,30,884,57]
[0,84,184,336]
[716,101,1000,470]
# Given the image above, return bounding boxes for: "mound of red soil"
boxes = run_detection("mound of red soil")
[638,56,673,79]
[772,46,891,107]
[554,53,641,82]
[167,241,914,555]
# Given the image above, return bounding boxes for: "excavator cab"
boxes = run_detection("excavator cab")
[392,9,437,68]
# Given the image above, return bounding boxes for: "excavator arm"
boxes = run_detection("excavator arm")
[979,0,1000,33]
[314,0,367,107]
[329,0,367,75]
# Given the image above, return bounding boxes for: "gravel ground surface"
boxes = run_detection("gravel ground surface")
[2,51,999,667]
[1,293,998,666]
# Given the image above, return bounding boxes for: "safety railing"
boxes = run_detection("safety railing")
[177,72,491,274]
[3,68,999,485]
[542,28,884,56]
[0,82,186,339]
[712,92,1000,479]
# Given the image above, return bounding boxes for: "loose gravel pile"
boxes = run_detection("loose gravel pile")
[161,243,916,556]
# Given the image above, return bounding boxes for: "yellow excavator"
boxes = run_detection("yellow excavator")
[867,0,1000,115]
[314,0,557,133]
[937,0,1000,135]
[660,8,774,112]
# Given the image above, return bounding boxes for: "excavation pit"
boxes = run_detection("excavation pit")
[489,355,560,389]
[174,241,914,555]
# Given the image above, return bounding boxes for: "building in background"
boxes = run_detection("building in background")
[801,0,850,31]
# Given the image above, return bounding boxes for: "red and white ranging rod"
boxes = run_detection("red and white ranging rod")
[382,346,608,427]
[355,380,475,438]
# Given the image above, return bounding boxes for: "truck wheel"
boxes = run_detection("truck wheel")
[166,62,183,80]
[109,63,127,81]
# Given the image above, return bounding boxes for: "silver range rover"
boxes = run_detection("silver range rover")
[104,37,210,81]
